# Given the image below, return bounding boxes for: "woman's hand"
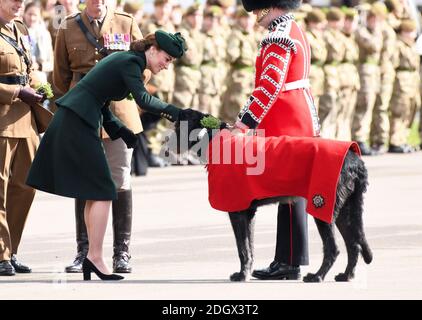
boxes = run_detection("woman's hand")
[117,127,138,149]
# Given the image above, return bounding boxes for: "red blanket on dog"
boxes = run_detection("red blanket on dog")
[207,130,361,223]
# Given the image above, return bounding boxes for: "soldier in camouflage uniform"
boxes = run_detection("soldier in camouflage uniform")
[198,6,227,116]
[319,7,345,139]
[220,7,256,123]
[141,0,175,166]
[172,4,204,109]
[388,19,420,153]
[336,8,360,141]
[351,5,384,155]
[370,2,396,154]
[305,8,327,114]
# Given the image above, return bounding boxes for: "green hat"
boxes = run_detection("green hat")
[184,3,202,17]
[399,19,417,32]
[155,30,187,58]
[343,7,358,20]
[204,5,223,17]
[326,7,345,21]
[369,2,388,18]
[305,8,326,24]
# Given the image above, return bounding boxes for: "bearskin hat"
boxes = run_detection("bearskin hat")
[241,0,302,12]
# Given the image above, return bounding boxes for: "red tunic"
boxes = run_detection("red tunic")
[207,131,361,223]
[236,14,320,138]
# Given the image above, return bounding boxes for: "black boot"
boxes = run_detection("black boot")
[252,199,308,280]
[65,199,88,273]
[112,190,133,273]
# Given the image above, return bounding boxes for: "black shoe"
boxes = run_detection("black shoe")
[65,251,87,273]
[0,260,15,276]
[357,141,373,156]
[371,143,387,155]
[388,144,416,153]
[82,258,124,281]
[148,154,170,167]
[252,261,300,280]
[113,253,132,273]
[10,255,31,273]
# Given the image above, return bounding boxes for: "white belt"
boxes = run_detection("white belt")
[282,79,310,91]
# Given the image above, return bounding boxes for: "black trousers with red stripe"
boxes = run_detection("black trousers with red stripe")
[274,198,309,266]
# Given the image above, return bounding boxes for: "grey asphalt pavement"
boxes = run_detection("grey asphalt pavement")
[1,152,421,300]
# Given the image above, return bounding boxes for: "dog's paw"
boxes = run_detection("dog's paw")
[230,271,250,282]
[334,272,354,282]
[303,273,323,283]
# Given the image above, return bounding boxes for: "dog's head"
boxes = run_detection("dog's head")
[173,109,227,155]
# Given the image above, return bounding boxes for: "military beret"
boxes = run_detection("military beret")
[384,0,401,13]
[326,7,345,21]
[399,19,417,32]
[204,5,223,17]
[298,3,313,14]
[234,6,250,19]
[369,2,388,18]
[123,1,143,14]
[154,0,170,6]
[343,7,358,20]
[155,30,187,58]
[207,0,235,8]
[305,8,326,24]
[184,3,202,17]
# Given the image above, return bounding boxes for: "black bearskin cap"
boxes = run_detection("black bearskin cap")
[241,0,302,12]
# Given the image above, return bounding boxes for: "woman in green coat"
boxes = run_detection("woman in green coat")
[27,31,188,281]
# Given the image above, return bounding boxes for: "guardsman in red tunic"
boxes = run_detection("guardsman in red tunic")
[237,0,320,280]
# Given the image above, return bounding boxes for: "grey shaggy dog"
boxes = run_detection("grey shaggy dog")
[173,109,373,282]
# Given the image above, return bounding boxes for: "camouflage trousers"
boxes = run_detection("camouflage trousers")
[198,93,221,117]
[146,91,173,155]
[370,76,394,146]
[335,87,357,141]
[389,90,420,146]
[319,90,339,139]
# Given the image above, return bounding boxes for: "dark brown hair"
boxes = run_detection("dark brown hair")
[130,33,159,52]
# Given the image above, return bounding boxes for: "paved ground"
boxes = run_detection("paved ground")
[1,152,421,300]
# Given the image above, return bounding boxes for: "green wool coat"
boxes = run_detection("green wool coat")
[26,50,180,200]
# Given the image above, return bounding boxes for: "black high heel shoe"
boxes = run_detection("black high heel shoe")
[83,258,124,281]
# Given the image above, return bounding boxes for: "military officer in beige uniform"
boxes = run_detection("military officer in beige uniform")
[54,0,144,273]
[220,7,256,123]
[141,0,175,166]
[388,19,420,153]
[305,8,327,114]
[0,0,44,275]
[199,6,227,117]
[336,8,360,141]
[351,5,384,155]
[172,4,204,109]
[319,8,346,139]
[370,2,397,154]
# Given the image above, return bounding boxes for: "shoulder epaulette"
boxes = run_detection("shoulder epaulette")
[66,12,81,20]
[114,11,133,19]
[261,30,297,53]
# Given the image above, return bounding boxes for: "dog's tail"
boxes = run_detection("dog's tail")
[353,155,373,264]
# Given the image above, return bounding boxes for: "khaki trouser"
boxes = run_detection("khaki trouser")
[0,134,38,261]
[319,65,340,139]
[336,87,357,141]
[370,74,395,146]
[103,138,133,191]
[389,90,420,146]
[352,64,380,142]
[198,93,221,117]
[146,91,173,155]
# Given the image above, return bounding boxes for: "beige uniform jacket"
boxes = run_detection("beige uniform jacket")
[53,8,143,134]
